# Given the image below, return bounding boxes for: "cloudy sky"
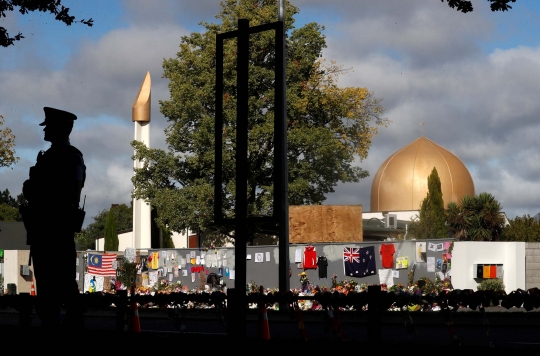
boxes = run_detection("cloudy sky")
[1,0,540,229]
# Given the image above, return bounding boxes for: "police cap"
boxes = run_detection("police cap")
[39,107,77,126]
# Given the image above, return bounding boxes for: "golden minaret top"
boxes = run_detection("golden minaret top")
[132,71,151,122]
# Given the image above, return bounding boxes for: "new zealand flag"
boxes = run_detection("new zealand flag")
[343,246,376,277]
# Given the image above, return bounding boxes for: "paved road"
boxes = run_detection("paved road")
[2,306,540,348]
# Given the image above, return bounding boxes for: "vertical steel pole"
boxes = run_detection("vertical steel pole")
[276,0,290,301]
[233,18,250,339]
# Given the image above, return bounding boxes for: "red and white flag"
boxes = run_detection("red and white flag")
[87,253,117,276]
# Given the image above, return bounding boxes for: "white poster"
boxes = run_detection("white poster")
[416,242,427,262]
[255,253,264,263]
[266,252,271,262]
[124,247,136,262]
[206,254,217,267]
[229,269,235,279]
[378,269,394,287]
[295,248,302,263]
[149,271,158,287]
[427,256,436,272]
[85,274,105,292]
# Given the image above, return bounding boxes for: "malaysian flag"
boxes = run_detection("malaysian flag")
[88,253,117,276]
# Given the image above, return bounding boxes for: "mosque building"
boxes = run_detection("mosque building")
[363,136,475,240]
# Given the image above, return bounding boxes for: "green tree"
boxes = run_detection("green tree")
[442,0,516,13]
[501,215,540,242]
[0,204,20,221]
[446,192,505,241]
[0,0,93,47]
[0,116,19,168]
[75,203,132,250]
[0,188,23,207]
[409,167,448,239]
[103,209,118,251]
[150,207,175,249]
[131,0,388,242]
[160,225,175,249]
[0,188,22,221]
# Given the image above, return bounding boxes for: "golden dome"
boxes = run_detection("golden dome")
[370,136,475,212]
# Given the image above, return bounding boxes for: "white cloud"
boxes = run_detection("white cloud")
[2,0,540,229]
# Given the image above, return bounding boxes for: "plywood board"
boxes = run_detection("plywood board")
[289,205,362,243]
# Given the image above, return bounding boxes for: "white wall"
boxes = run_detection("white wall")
[363,210,418,221]
[3,250,33,294]
[452,241,525,293]
[96,230,189,251]
[171,231,188,249]
[4,250,18,292]
[95,231,134,252]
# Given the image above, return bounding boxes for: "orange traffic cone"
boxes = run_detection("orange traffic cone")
[294,302,308,341]
[129,287,141,333]
[257,286,270,340]
[327,307,340,336]
[30,279,36,296]
[333,307,348,341]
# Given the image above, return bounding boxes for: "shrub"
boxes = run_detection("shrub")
[416,276,439,294]
[477,278,505,292]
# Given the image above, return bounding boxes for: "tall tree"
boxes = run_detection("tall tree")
[103,208,119,251]
[502,215,540,242]
[442,0,516,13]
[0,0,93,47]
[0,188,22,221]
[0,204,19,221]
[75,203,132,250]
[150,207,175,249]
[131,0,388,242]
[446,192,506,241]
[0,115,18,168]
[409,167,448,239]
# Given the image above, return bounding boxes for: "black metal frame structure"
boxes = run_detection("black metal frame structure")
[214,18,289,338]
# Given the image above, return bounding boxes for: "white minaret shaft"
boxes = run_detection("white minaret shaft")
[132,71,152,249]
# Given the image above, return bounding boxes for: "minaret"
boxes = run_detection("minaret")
[132,71,152,249]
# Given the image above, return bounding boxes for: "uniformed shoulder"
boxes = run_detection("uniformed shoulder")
[68,145,84,157]
[59,145,84,166]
